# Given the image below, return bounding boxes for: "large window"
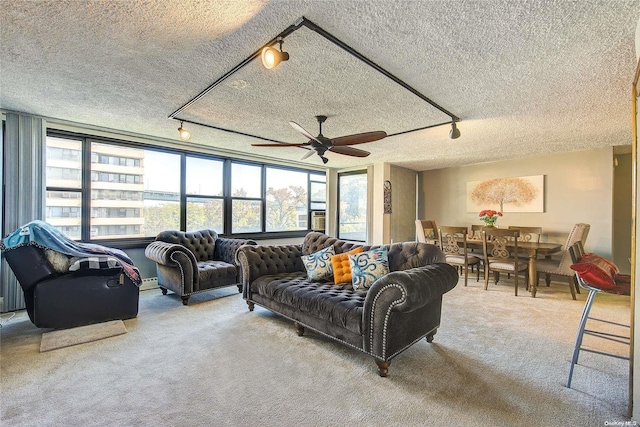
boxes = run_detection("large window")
[266,168,308,232]
[45,131,326,242]
[46,137,83,239]
[90,142,179,239]
[338,171,368,241]
[310,173,326,211]
[231,163,262,233]
[186,156,224,232]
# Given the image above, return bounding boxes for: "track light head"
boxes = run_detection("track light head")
[261,37,289,69]
[178,121,191,141]
[449,122,461,139]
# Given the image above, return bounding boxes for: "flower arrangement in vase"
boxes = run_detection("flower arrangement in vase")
[479,209,503,227]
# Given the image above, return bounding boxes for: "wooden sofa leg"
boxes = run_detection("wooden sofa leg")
[237,284,243,293]
[294,322,305,336]
[376,360,390,377]
[247,301,254,311]
[181,296,190,306]
[426,329,437,343]
[160,287,168,295]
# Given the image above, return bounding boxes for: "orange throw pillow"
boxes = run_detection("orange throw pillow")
[331,247,363,284]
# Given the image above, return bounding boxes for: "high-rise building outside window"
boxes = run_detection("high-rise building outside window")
[45,137,83,239]
[45,131,327,241]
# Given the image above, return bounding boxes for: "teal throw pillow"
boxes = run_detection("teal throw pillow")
[302,245,336,281]
[349,247,389,290]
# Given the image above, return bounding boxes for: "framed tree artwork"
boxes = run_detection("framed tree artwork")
[466,175,544,213]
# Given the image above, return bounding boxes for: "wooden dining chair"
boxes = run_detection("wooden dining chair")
[481,228,529,296]
[536,223,590,300]
[469,224,483,240]
[508,226,542,243]
[415,219,439,245]
[438,226,480,286]
[506,226,542,282]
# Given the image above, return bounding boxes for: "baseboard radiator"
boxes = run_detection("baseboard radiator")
[140,277,159,291]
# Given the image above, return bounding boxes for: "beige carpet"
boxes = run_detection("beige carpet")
[0,277,631,426]
[40,320,127,352]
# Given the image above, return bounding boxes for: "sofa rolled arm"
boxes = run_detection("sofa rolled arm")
[365,263,459,314]
[237,244,304,298]
[363,263,458,358]
[145,241,198,284]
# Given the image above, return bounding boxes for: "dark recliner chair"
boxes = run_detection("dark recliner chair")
[3,245,139,329]
[144,229,256,305]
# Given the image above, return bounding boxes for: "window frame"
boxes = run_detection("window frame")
[337,169,368,242]
[45,129,326,247]
[264,165,311,233]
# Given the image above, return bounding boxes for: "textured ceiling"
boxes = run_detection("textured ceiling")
[1,0,638,171]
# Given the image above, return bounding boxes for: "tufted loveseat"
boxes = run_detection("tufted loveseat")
[236,232,458,376]
[145,229,256,305]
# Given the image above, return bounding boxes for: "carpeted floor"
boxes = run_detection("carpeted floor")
[40,320,127,352]
[0,276,631,426]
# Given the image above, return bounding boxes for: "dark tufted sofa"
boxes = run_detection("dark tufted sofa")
[145,229,256,305]
[236,232,458,376]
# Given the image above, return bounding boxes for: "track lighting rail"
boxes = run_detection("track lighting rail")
[169,16,460,141]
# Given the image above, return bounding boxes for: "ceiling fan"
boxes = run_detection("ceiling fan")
[251,115,387,164]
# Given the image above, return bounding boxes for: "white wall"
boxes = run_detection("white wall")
[418,147,614,257]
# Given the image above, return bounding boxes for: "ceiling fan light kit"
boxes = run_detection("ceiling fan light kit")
[168,16,461,163]
[251,115,387,163]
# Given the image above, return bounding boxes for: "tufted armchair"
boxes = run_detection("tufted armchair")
[145,229,256,305]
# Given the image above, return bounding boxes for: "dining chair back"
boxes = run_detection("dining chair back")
[469,224,483,240]
[566,241,630,388]
[508,226,542,243]
[438,226,480,287]
[415,219,439,245]
[535,223,590,300]
[482,228,528,296]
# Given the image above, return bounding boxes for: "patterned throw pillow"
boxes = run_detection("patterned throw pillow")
[69,256,121,272]
[349,247,389,290]
[302,246,336,281]
[331,247,363,284]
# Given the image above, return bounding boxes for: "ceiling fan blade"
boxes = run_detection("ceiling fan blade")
[331,131,387,146]
[300,150,315,160]
[251,143,308,147]
[329,146,370,157]
[289,121,323,145]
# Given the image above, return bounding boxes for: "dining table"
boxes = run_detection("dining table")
[465,238,563,297]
